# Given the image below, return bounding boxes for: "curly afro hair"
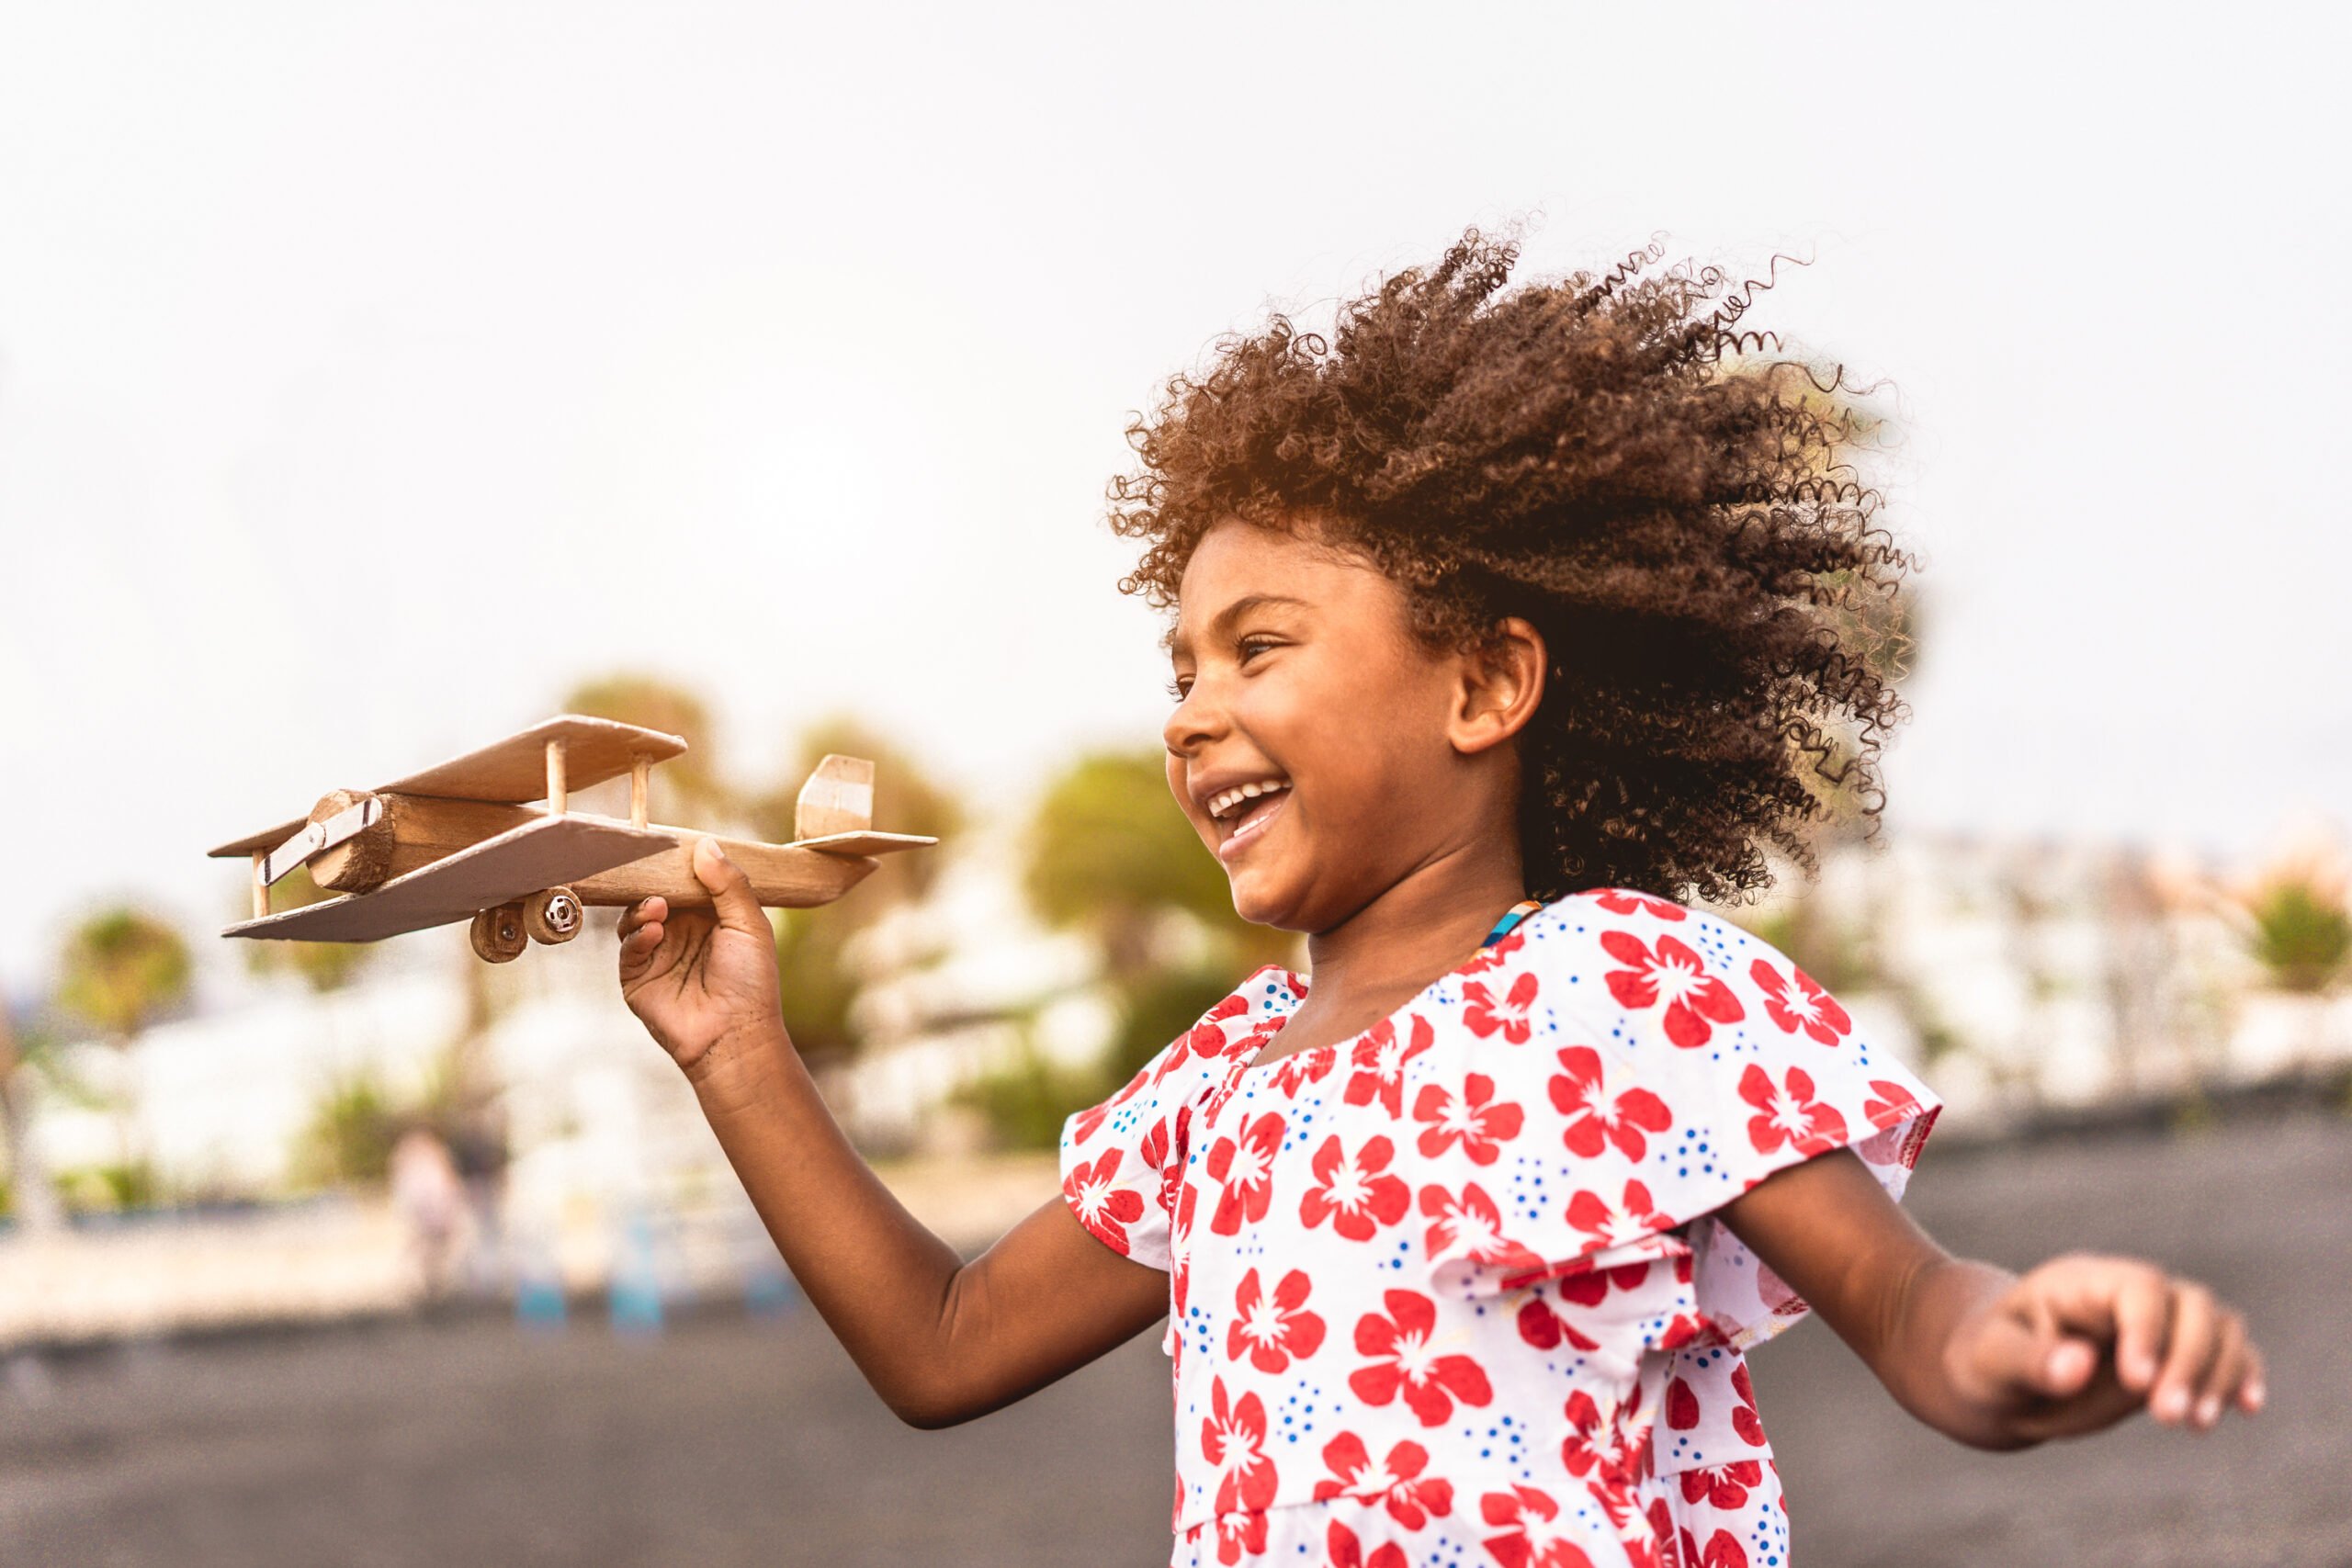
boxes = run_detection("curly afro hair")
[1108,228,1913,907]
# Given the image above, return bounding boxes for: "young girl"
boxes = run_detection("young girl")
[615,231,2265,1568]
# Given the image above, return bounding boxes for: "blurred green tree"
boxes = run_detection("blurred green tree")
[756,718,964,1066]
[1024,750,1290,979]
[1023,750,1296,1087]
[2247,879,2351,994]
[293,1071,399,1188]
[562,674,729,818]
[56,906,192,1202]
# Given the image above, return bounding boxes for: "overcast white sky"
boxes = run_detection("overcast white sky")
[3,2,2345,996]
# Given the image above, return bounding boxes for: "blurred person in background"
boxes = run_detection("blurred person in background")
[607,230,2265,1567]
[389,1122,467,1308]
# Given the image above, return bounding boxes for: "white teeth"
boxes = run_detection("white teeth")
[1205,779,1289,819]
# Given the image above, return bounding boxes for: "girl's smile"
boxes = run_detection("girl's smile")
[1211,783,1289,863]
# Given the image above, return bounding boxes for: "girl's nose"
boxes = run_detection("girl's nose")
[1163,683,1224,759]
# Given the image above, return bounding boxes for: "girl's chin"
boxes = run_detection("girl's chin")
[1224,864,1312,931]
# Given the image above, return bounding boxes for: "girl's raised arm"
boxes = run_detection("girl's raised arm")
[1718,1145,2265,1450]
[617,839,1168,1428]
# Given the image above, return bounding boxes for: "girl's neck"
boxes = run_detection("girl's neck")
[1282,841,1527,1051]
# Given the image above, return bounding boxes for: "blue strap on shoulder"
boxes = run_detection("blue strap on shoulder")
[1481,898,1545,949]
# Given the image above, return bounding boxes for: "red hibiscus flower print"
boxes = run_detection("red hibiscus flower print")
[1419,1181,1539,1270]
[1212,1509,1267,1566]
[1271,1046,1339,1098]
[1737,1064,1849,1159]
[1685,1529,1747,1568]
[1350,1289,1494,1427]
[1594,889,1685,921]
[1163,994,1252,1080]
[1062,1150,1146,1255]
[1326,1521,1409,1568]
[1583,1471,1635,1533]
[1413,1072,1526,1164]
[1201,1375,1279,1514]
[1748,958,1852,1045]
[1637,1501,1675,1568]
[1314,1433,1455,1529]
[1864,1077,1920,1125]
[1343,1014,1433,1118]
[1857,1079,1935,1170]
[1299,1134,1412,1240]
[1666,1375,1702,1431]
[1559,1389,1608,1477]
[1728,1360,1766,1446]
[1679,1460,1763,1510]
[1565,1179,1663,1251]
[1227,1267,1327,1373]
[1547,1045,1674,1162]
[1459,927,1527,976]
[1205,1111,1286,1235]
[1515,1293,1599,1354]
[1600,931,1745,1048]
[1463,972,1542,1043]
[1478,1484,1594,1568]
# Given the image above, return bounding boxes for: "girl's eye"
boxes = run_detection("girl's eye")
[1167,675,1193,701]
[1238,637,1278,663]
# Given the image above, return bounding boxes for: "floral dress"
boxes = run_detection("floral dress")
[1058,890,1941,1568]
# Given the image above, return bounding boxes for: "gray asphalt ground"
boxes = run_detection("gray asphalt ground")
[3,1110,2346,1568]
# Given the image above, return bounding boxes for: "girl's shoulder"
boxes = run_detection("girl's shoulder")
[1407,889,1945,1325]
[1486,887,1852,1056]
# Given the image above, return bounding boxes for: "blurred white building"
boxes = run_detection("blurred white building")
[13,823,2349,1223]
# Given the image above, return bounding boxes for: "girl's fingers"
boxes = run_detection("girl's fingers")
[2238,1344,2267,1414]
[2192,1312,2248,1428]
[2102,1264,2175,1393]
[619,921,664,974]
[2149,1283,2219,1425]
[616,897,668,941]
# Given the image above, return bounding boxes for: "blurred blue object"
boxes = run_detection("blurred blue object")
[610,1209,664,1336]
[514,1224,567,1331]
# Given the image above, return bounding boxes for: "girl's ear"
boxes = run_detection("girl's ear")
[1447,617,1546,757]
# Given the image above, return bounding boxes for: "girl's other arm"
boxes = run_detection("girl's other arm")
[619,840,1168,1428]
[1717,1148,2266,1450]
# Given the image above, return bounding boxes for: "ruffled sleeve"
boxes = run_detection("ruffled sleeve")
[1058,976,1291,1272]
[1418,891,1940,1350]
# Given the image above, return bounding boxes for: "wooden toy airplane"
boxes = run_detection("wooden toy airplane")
[209,715,936,963]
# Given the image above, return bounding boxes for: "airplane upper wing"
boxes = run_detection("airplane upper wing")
[209,715,687,858]
[220,815,673,942]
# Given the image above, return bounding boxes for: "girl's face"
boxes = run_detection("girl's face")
[1163,519,1518,932]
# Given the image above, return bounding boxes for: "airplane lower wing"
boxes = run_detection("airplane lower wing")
[222,816,673,943]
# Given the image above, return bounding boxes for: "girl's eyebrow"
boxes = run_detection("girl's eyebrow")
[1165,593,1309,657]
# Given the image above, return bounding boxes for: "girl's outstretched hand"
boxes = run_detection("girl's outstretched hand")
[1945,1252,2266,1442]
[616,837,785,1079]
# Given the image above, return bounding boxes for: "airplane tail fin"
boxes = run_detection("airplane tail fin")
[795,755,876,841]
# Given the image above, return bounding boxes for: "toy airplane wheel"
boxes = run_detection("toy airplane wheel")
[524,886,583,944]
[469,903,528,963]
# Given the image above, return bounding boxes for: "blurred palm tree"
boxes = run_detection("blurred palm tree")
[56,906,192,1199]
